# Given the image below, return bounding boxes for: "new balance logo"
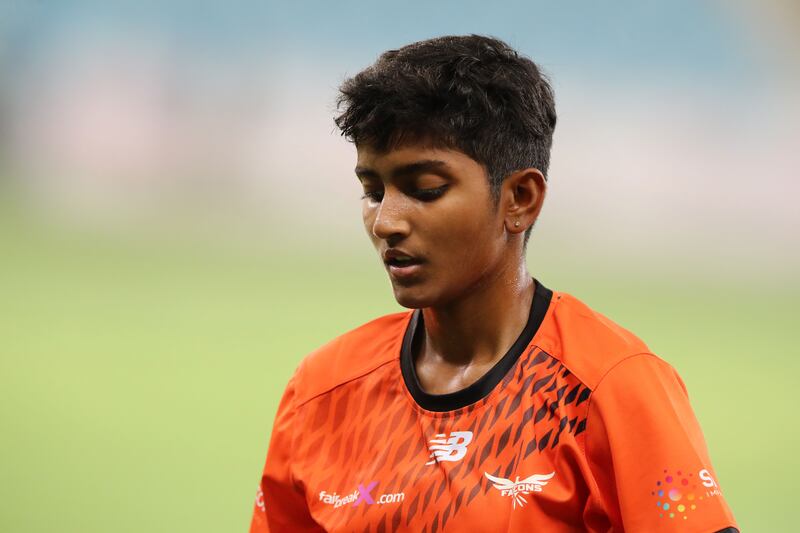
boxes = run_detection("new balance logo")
[484,471,555,509]
[426,431,473,465]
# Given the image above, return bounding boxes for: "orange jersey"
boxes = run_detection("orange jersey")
[250,281,737,532]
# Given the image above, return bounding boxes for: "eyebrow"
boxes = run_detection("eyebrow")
[355,159,448,181]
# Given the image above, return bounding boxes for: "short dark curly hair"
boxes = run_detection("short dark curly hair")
[335,35,557,202]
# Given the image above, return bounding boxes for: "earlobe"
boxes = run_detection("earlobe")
[506,218,525,235]
[505,214,526,235]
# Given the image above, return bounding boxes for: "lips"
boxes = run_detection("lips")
[383,249,424,282]
[383,249,422,267]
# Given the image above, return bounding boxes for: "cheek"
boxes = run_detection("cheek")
[431,206,497,265]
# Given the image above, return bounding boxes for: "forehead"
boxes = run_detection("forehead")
[355,143,485,178]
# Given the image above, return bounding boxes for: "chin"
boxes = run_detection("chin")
[390,283,436,309]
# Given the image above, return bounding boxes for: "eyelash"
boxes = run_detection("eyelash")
[361,186,449,203]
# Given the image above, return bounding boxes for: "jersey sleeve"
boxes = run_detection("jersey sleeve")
[249,371,324,533]
[584,353,737,532]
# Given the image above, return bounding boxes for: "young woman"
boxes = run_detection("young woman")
[250,35,738,533]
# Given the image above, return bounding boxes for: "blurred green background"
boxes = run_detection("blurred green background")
[2,204,797,532]
[2,1,798,532]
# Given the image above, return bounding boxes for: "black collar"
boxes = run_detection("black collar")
[400,279,553,412]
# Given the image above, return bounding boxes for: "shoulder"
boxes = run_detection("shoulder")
[290,310,412,407]
[538,290,655,390]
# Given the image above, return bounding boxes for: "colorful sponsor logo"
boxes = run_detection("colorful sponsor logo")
[652,468,722,520]
[319,481,405,510]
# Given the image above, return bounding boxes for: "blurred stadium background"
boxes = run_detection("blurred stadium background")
[1,1,798,531]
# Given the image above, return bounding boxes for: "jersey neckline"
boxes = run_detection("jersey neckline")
[399,278,553,412]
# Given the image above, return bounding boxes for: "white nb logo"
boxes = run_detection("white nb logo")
[485,471,555,509]
[426,431,473,465]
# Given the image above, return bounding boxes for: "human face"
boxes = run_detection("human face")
[356,143,509,309]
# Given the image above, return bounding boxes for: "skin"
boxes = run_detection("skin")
[356,142,547,395]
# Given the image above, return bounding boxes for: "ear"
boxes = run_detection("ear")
[501,168,547,235]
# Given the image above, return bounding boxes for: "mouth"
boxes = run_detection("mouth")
[383,250,424,281]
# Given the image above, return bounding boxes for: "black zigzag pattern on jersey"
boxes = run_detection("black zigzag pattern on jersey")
[302,345,592,533]
[392,348,590,533]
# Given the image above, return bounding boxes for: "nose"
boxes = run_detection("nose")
[371,190,411,243]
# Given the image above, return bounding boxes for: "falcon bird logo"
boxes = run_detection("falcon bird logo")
[484,471,555,509]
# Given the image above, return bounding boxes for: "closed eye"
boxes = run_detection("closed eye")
[360,190,384,202]
[361,186,448,203]
[411,185,449,202]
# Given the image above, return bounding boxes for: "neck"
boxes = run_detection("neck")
[420,260,534,368]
